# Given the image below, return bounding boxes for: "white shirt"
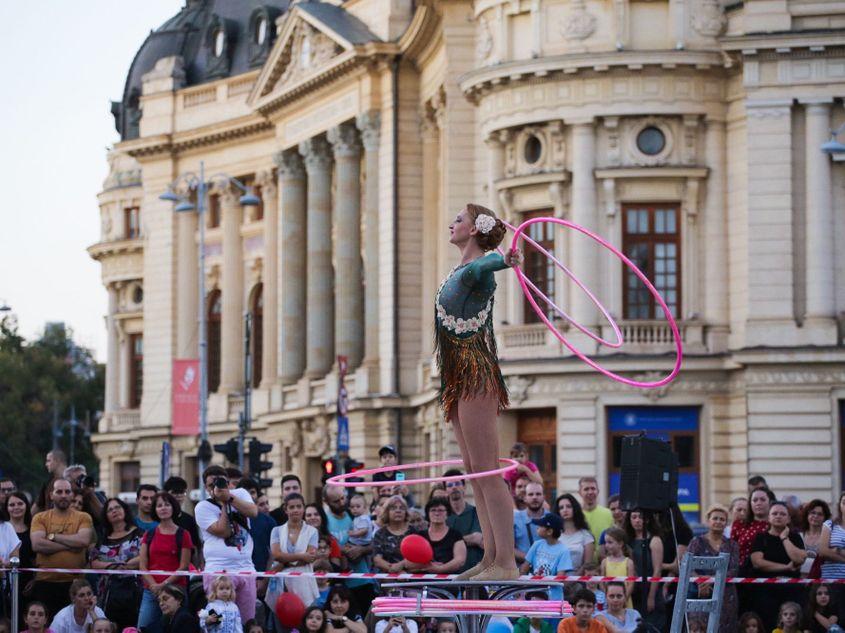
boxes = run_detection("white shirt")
[50,605,106,633]
[0,522,21,560]
[559,529,595,570]
[195,488,255,571]
[375,618,420,633]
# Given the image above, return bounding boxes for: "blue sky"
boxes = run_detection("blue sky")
[0,2,180,360]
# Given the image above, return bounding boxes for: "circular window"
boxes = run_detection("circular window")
[213,29,226,57]
[256,17,268,45]
[524,134,542,164]
[636,126,666,156]
[132,286,143,305]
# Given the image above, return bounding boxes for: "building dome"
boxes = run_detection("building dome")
[112,0,288,140]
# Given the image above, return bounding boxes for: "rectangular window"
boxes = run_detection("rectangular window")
[622,203,681,320]
[522,209,556,324]
[129,334,143,408]
[124,207,141,239]
[208,193,221,228]
[117,461,140,494]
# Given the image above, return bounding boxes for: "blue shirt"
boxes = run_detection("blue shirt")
[135,517,158,533]
[325,509,372,588]
[250,511,276,572]
[525,539,573,601]
[514,510,542,554]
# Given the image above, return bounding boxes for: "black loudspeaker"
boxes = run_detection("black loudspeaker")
[619,434,678,511]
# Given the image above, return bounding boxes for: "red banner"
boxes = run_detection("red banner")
[172,359,200,435]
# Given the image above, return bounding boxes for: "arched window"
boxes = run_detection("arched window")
[250,283,263,388]
[207,290,222,393]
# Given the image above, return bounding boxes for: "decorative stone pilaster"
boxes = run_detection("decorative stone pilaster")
[105,284,120,412]
[804,100,836,324]
[299,136,334,378]
[219,184,244,391]
[703,118,729,350]
[176,208,198,358]
[356,110,381,382]
[257,169,278,387]
[569,121,598,334]
[420,116,441,361]
[328,122,364,370]
[275,150,307,384]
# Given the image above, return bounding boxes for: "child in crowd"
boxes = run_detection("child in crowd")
[583,564,606,611]
[513,591,555,633]
[200,575,243,633]
[435,619,457,633]
[738,611,765,633]
[22,602,53,633]
[773,602,803,633]
[600,527,634,607]
[346,494,374,562]
[520,513,573,601]
[88,620,116,633]
[557,589,608,633]
[313,559,333,607]
[243,620,266,633]
[804,584,844,633]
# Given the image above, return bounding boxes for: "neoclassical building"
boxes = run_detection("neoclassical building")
[90,0,845,515]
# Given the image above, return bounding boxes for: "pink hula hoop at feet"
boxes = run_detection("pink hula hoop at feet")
[326,458,519,488]
[510,216,683,389]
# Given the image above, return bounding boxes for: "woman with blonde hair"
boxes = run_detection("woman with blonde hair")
[372,496,413,573]
[435,203,521,580]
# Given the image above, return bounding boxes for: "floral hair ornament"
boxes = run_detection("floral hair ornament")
[474,214,496,235]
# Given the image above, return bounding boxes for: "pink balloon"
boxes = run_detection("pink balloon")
[508,216,683,388]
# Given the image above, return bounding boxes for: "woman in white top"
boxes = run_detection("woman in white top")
[597,582,642,633]
[819,492,845,579]
[0,502,20,564]
[49,579,106,633]
[555,493,595,573]
[267,492,320,620]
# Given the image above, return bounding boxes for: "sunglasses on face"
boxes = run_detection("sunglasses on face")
[445,482,462,488]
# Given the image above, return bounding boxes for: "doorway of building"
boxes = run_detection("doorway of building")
[517,409,557,500]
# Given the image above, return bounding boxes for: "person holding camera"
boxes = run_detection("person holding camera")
[63,465,104,532]
[374,614,418,633]
[195,465,258,624]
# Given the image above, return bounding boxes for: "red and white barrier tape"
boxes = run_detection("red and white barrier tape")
[1,567,842,585]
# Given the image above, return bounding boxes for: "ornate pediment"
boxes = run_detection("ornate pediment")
[249,3,381,112]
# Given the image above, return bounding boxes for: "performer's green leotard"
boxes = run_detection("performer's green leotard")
[434,252,510,419]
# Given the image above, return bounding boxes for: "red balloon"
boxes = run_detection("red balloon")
[400,533,433,564]
[275,592,306,628]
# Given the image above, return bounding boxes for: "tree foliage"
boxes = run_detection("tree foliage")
[0,316,104,495]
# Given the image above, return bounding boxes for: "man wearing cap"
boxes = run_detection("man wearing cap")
[373,445,414,507]
[519,512,573,601]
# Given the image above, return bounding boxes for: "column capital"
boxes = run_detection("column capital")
[567,116,595,127]
[328,122,362,159]
[798,97,834,106]
[356,110,381,152]
[210,181,240,207]
[485,128,511,148]
[255,168,277,198]
[298,136,333,173]
[274,149,305,180]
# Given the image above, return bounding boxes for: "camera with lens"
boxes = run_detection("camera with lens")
[213,477,228,489]
[75,475,97,489]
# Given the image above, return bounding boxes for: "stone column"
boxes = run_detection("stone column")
[804,100,835,321]
[219,184,244,391]
[419,116,441,359]
[703,118,729,348]
[176,209,198,357]
[257,169,279,388]
[356,111,381,375]
[275,150,307,384]
[118,332,130,408]
[299,136,334,378]
[485,130,509,328]
[328,122,364,369]
[105,284,120,412]
[569,121,599,333]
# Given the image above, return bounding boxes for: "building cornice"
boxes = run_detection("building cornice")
[720,31,845,55]
[459,50,727,100]
[87,239,144,262]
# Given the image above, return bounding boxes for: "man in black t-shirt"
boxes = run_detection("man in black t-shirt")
[269,473,302,525]
[164,476,203,566]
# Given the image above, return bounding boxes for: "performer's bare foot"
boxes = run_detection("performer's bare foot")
[471,564,520,581]
[455,560,491,580]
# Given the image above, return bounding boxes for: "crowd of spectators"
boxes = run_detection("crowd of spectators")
[0,444,842,633]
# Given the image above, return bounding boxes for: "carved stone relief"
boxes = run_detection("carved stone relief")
[691,0,727,37]
[560,0,597,41]
[278,23,342,87]
[477,18,495,65]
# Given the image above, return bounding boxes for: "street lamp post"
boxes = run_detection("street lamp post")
[160,161,259,497]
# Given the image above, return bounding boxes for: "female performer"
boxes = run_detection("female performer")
[435,203,521,580]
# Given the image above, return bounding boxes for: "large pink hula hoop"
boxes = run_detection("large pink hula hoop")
[510,217,683,389]
[326,458,519,488]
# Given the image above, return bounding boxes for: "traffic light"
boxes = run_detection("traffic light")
[344,457,365,483]
[321,457,339,483]
[248,438,273,490]
[213,439,238,464]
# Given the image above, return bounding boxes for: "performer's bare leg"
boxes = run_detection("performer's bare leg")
[451,413,496,580]
[456,395,519,580]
